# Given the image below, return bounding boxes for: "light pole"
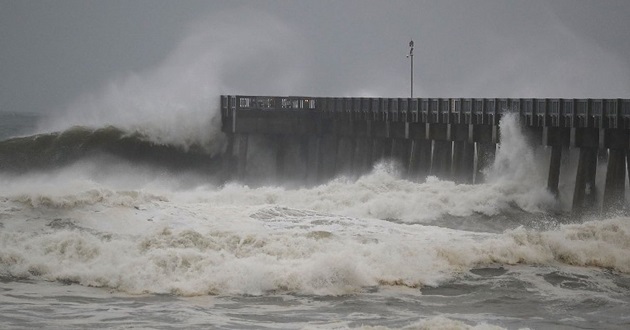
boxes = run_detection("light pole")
[407,39,414,98]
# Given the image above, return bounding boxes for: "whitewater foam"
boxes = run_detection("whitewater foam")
[350,316,511,330]
[2,173,629,298]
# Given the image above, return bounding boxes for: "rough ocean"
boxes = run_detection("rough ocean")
[0,111,629,329]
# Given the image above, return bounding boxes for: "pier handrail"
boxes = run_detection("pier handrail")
[221,95,630,129]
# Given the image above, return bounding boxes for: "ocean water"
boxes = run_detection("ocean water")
[1,112,629,329]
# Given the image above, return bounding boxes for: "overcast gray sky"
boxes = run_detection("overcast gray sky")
[2,0,630,117]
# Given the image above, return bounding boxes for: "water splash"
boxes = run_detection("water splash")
[485,113,556,211]
[40,8,309,154]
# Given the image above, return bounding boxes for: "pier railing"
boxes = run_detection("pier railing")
[221,95,630,129]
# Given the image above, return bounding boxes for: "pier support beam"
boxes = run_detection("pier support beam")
[547,146,562,197]
[351,120,371,175]
[236,133,249,180]
[603,149,627,213]
[353,137,371,174]
[336,136,355,175]
[372,138,388,163]
[275,135,287,180]
[276,135,310,184]
[222,133,236,181]
[452,141,475,183]
[389,122,408,171]
[407,123,431,180]
[601,129,630,213]
[318,135,338,181]
[428,123,451,180]
[409,139,432,180]
[572,147,598,213]
[391,138,411,172]
[544,127,570,197]
[450,124,474,184]
[371,121,389,164]
[571,128,600,212]
[432,140,452,179]
[306,136,321,185]
[298,136,310,183]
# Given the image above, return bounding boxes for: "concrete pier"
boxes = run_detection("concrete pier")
[221,95,630,213]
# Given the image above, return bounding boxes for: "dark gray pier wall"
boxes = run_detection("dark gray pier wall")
[221,95,630,213]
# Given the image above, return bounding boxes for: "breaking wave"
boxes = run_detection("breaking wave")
[1,201,628,297]
[0,125,222,174]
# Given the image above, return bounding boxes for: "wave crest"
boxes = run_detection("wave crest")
[0,125,222,173]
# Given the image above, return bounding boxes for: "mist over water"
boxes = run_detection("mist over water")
[38,8,309,154]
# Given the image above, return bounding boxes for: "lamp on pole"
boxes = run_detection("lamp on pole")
[407,39,414,98]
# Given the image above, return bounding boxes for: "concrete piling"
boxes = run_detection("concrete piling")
[432,140,452,179]
[603,149,627,213]
[336,136,356,175]
[318,135,338,182]
[573,147,598,213]
[547,146,562,196]
[452,140,474,183]
[305,135,321,185]
[353,137,371,174]
[408,139,432,179]
[391,138,412,172]
[236,133,248,180]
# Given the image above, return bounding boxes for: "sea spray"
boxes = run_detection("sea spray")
[39,8,309,154]
[484,113,556,211]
